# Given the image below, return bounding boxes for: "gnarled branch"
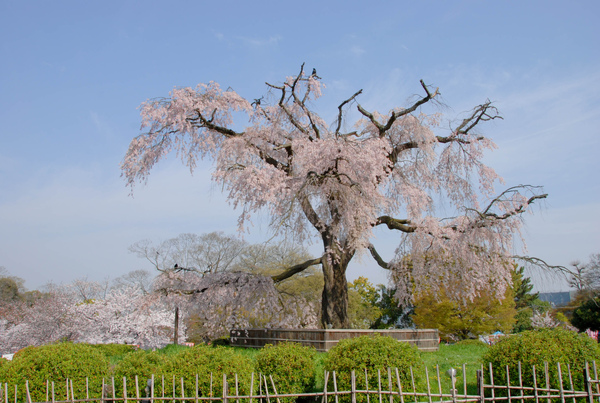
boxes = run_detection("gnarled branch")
[375,216,416,233]
[368,244,390,270]
[272,257,323,283]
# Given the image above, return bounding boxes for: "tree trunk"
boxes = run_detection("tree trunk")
[320,251,353,328]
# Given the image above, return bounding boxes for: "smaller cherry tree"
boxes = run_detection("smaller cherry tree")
[0,281,178,353]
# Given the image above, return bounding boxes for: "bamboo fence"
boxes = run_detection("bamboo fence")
[3,362,600,403]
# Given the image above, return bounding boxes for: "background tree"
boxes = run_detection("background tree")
[571,297,600,332]
[511,265,547,333]
[111,269,154,294]
[347,276,382,329]
[122,65,549,328]
[129,232,247,275]
[412,281,516,342]
[347,277,413,329]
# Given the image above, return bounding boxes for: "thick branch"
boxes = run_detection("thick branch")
[188,109,243,138]
[271,257,323,283]
[368,244,390,270]
[375,216,416,233]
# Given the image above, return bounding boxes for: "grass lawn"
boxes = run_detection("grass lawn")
[421,342,490,394]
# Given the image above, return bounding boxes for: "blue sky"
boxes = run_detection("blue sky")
[0,0,598,291]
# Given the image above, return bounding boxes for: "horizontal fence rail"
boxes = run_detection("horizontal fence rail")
[3,362,600,403]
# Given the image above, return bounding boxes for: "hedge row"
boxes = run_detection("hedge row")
[1,329,599,403]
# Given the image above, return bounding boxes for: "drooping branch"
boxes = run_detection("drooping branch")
[512,255,570,276]
[368,244,390,270]
[272,257,323,283]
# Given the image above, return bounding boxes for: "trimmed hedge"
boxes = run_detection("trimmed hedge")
[161,345,255,398]
[482,328,600,390]
[324,335,422,401]
[0,343,111,403]
[255,343,316,401]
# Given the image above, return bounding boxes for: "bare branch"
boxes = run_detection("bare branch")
[335,89,363,136]
[357,80,439,137]
[272,257,322,283]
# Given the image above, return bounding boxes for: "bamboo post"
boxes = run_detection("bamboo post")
[135,376,140,403]
[71,379,75,403]
[112,377,116,403]
[180,377,185,402]
[425,367,433,403]
[387,368,393,403]
[249,373,254,403]
[47,380,49,403]
[235,374,239,403]
[52,381,55,403]
[333,371,339,403]
[351,371,357,403]
[488,363,495,402]
[533,365,539,403]
[172,375,176,403]
[584,363,594,403]
[378,369,383,403]
[365,369,370,403]
[476,369,484,403]
[210,374,213,399]
[506,366,512,403]
[262,374,270,403]
[162,376,165,400]
[195,374,199,403]
[544,363,550,403]
[433,366,441,403]
[25,381,31,403]
[594,360,600,400]
[557,363,565,403]
[518,363,523,403]
[410,368,417,403]
[395,368,404,403]
[223,374,228,403]
[322,371,329,403]
[463,364,467,398]
[268,375,280,403]
[151,374,154,403]
[86,378,89,403]
[123,377,128,403]
[566,364,575,403]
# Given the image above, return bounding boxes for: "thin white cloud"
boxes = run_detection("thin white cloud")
[237,35,282,47]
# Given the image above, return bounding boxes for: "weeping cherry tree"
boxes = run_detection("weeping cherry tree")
[122,65,549,328]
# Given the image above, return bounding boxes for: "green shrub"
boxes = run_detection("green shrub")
[161,345,255,398]
[255,343,316,400]
[324,335,423,401]
[0,343,111,403]
[482,328,600,391]
[88,343,137,359]
[112,350,170,397]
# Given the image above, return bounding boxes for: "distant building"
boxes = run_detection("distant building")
[538,291,574,307]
